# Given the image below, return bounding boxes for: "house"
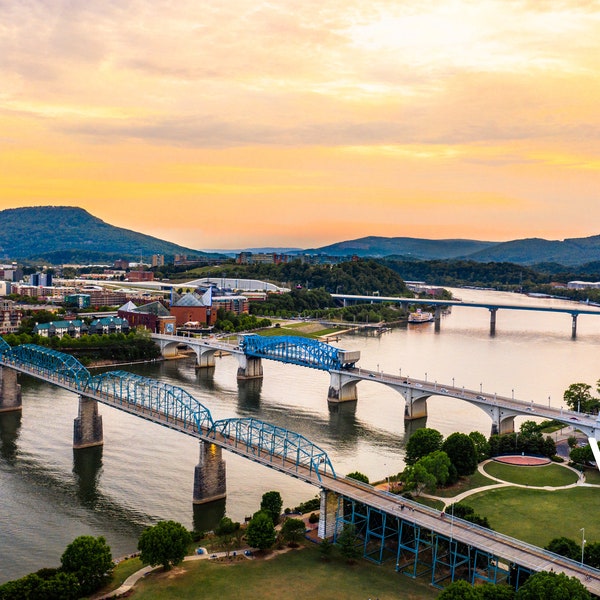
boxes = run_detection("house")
[88,317,129,335]
[33,319,88,338]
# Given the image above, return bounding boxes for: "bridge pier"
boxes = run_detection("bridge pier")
[434,306,442,332]
[490,407,516,435]
[236,355,263,380]
[73,395,104,449]
[572,314,578,339]
[489,308,498,336]
[193,441,226,504]
[0,367,21,413]
[404,392,429,420]
[317,488,340,539]
[196,348,216,369]
[327,372,358,403]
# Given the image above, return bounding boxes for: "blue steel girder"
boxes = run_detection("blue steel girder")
[207,417,335,481]
[240,334,342,371]
[0,337,11,355]
[6,343,91,386]
[84,370,213,432]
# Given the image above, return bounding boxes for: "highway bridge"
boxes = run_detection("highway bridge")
[2,340,600,592]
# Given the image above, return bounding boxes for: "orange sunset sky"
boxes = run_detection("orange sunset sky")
[2,1,600,250]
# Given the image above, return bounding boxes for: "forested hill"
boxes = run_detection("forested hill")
[0,206,210,262]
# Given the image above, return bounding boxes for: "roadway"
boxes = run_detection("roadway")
[4,360,600,593]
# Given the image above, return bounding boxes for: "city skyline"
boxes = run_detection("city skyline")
[2,1,600,250]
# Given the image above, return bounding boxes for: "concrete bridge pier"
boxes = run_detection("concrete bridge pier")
[572,314,578,339]
[236,355,263,380]
[327,371,358,403]
[403,390,429,420]
[490,406,516,435]
[196,347,217,369]
[193,441,226,504]
[434,306,442,332]
[0,367,22,413]
[318,488,341,540]
[73,395,103,449]
[489,308,498,336]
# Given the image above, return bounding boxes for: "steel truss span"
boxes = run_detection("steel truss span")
[208,417,336,481]
[240,334,344,371]
[84,370,214,432]
[0,343,336,478]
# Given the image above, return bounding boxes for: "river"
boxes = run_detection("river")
[2,288,600,582]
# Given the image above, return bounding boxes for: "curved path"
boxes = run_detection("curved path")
[423,459,597,508]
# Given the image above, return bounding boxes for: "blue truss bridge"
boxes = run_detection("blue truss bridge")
[1,339,599,593]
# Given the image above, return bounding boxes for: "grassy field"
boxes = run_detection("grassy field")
[130,544,439,600]
[482,461,580,487]
[465,486,600,547]
[434,470,496,498]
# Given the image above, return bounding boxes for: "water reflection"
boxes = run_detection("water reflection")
[0,410,21,462]
[72,445,103,507]
[193,498,226,533]
[237,379,262,412]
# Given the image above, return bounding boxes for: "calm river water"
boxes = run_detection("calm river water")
[2,288,600,581]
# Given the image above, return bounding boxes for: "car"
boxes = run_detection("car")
[415,383,423,388]
[196,548,204,555]
[440,388,448,393]
[369,373,376,378]
[244,550,252,556]
[476,395,484,400]
[570,416,579,421]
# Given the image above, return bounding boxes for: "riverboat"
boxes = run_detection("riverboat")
[408,309,434,324]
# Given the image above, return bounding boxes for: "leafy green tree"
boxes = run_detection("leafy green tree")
[405,428,443,465]
[60,535,113,596]
[515,570,591,599]
[584,541,600,569]
[570,444,594,466]
[138,520,192,571]
[564,383,597,414]
[400,462,437,495]
[346,471,369,484]
[544,537,580,560]
[437,579,481,599]
[479,582,515,599]
[419,450,452,486]
[319,538,333,561]
[215,516,239,536]
[442,432,478,476]
[280,518,306,546]
[260,490,283,526]
[246,511,277,551]
[336,524,362,563]
[469,431,491,462]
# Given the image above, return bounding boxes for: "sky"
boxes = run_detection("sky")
[2,1,600,251]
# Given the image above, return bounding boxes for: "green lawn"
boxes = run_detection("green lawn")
[465,486,600,547]
[434,470,496,498]
[131,544,439,600]
[583,467,600,485]
[482,461,579,487]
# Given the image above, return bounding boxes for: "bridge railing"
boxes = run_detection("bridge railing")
[207,417,336,481]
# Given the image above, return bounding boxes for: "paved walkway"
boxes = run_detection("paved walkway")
[95,548,252,599]
[421,458,596,509]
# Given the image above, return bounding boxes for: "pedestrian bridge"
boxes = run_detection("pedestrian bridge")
[1,339,600,593]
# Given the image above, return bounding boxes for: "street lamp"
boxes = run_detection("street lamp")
[480,382,483,393]
[512,389,514,400]
[452,377,455,387]
[425,372,428,382]
[581,528,586,565]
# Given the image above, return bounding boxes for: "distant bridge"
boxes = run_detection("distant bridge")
[1,340,600,592]
[333,293,600,338]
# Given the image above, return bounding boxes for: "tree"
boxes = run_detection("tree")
[260,490,283,526]
[442,432,478,476]
[570,444,594,466]
[138,520,192,571]
[246,511,277,551]
[515,570,591,599]
[419,450,452,486]
[564,383,597,414]
[319,538,333,561]
[479,582,516,599]
[280,517,306,547]
[437,579,481,599]
[346,471,369,484]
[336,524,362,563]
[60,535,113,596]
[544,537,580,560]
[584,541,600,568]
[405,428,443,465]
[400,462,437,495]
[469,431,491,462]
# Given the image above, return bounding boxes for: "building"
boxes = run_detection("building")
[117,300,177,334]
[127,270,155,282]
[88,317,129,335]
[567,281,600,290]
[212,294,249,315]
[33,319,88,338]
[0,300,22,334]
[64,293,91,308]
[169,290,216,327]
[151,254,165,267]
[236,252,290,265]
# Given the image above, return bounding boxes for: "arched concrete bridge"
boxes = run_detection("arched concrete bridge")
[1,340,600,593]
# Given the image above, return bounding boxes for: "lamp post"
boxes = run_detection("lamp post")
[581,528,586,565]
[452,377,455,388]
[512,389,514,400]
[480,382,483,393]
[425,372,428,382]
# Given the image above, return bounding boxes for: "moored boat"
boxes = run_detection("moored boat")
[408,309,434,324]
